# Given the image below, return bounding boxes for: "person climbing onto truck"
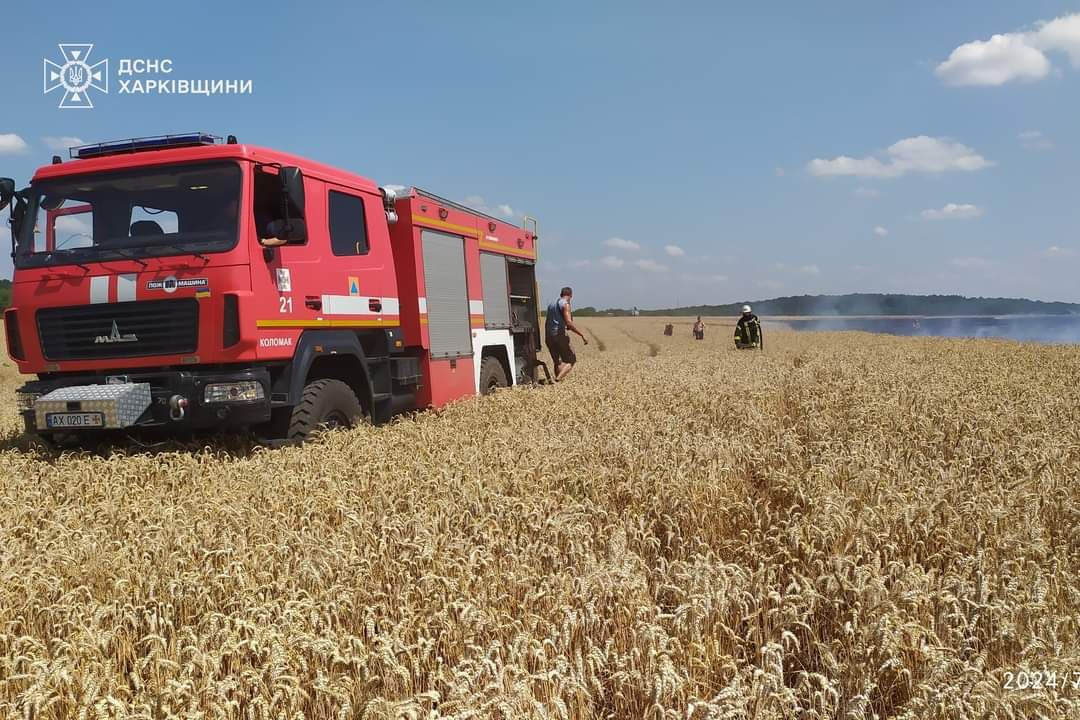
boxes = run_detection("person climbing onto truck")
[693,316,705,340]
[545,286,588,381]
[734,304,763,350]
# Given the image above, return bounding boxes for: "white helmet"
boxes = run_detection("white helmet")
[742,305,752,314]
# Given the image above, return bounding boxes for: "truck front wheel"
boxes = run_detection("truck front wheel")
[287,379,364,441]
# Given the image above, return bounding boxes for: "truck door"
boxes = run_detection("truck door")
[320,187,398,323]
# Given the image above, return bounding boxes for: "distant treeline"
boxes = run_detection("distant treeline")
[2,284,1074,317]
[572,294,1080,317]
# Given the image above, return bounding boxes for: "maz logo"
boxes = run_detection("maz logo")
[94,320,138,344]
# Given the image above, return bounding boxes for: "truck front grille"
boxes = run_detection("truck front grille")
[37,299,199,361]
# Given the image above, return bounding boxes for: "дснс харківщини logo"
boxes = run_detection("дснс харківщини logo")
[43,43,108,109]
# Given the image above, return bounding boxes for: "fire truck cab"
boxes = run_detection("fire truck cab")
[1,133,544,442]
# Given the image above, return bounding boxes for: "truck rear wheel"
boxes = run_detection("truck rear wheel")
[479,355,509,395]
[287,379,364,441]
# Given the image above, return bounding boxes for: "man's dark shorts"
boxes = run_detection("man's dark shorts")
[546,333,576,366]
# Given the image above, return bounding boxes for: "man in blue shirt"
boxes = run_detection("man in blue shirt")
[545,286,588,381]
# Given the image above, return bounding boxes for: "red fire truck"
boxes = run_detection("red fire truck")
[1,133,545,442]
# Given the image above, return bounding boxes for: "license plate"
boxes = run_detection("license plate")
[45,412,104,429]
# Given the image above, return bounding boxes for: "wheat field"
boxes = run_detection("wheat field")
[0,318,1078,719]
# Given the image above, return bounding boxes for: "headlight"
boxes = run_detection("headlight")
[203,381,264,403]
[16,392,40,412]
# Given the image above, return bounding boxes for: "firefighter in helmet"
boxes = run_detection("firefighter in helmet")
[734,305,763,350]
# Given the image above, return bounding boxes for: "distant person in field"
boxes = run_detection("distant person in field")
[734,305,763,350]
[693,316,705,340]
[545,286,588,381]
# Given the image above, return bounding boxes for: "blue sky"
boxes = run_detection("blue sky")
[2,1,1079,308]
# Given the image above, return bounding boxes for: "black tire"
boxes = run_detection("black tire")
[30,432,65,451]
[286,379,364,441]
[479,355,509,395]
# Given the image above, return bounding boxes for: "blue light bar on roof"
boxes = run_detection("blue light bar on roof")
[70,133,221,159]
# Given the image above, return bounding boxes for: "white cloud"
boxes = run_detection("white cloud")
[758,279,784,291]
[383,183,408,194]
[936,33,1051,86]
[1036,13,1080,66]
[775,167,786,177]
[663,244,685,257]
[635,259,669,273]
[807,136,993,179]
[604,237,640,252]
[851,264,875,273]
[462,194,521,220]
[712,274,729,283]
[537,260,560,272]
[921,203,984,220]
[0,134,29,154]
[853,186,881,198]
[1042,245,1076,258]
[935,12,1080,87]
[569,259,591,270]
[42,136,84,152]
[873,226,888,237]
[949,256,993,270]
[1019,129,1053,150]
[600,255,625,269]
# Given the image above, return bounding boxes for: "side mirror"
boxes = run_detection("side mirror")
[9,193,28,255]
[279,166,305,218]
[0,178,14,211]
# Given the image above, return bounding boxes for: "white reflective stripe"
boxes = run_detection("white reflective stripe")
[469,300,484,315]
[117,274,137,302]
[90,276,109,304]
[321,295,401,315]
[418,297,427,314]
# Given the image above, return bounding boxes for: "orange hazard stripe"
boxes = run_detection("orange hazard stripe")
[413,217,537,260]
[478,240,536,259]
[413,216,480,238]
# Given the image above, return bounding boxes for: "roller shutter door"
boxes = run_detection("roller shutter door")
[421,229,471,357]
[480,252,511,329]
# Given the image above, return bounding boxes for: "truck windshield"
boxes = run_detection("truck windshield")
[13,161,241,269]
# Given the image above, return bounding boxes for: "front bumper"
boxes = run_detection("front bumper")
[18,366,272,433]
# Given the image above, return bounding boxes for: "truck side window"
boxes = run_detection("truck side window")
[45,200,95,252]
[254,166,306,244]
[328,191,369,256]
